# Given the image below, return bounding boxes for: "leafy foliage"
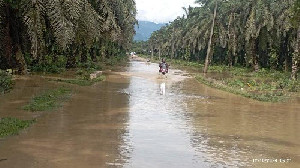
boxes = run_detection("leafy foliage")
[0,0,137,73]
[0,70,13,94]
[0,117,35,138]
[146,0,299,80]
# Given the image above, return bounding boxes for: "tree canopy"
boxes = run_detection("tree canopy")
[147,0,299,80]
[0,0,137,73]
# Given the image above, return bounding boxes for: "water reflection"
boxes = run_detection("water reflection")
[118,61,299,168]
[0,74,132,168]
[160,83,166,95]
[0,61,298,167]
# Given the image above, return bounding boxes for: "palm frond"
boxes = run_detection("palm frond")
[22,0,45,59]
[45,0,76,49]
[0,0,4,58]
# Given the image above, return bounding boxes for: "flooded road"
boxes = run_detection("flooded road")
[0,61,299,167]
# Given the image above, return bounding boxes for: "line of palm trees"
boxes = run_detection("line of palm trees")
[0,0,137,73]
[148,0,299,80]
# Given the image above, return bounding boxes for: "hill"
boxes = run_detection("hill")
[134,21,166,41]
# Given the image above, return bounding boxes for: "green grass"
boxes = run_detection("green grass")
[23,87,72,112]
[0,70,14,94]
[54,75,106,86]
[168,58,298,102]
[0,117,35,138]
[170,59,203,68]
[136,55,299,102]
[196,75,291,102]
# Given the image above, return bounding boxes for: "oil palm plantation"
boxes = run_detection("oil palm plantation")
[147,0,299,80]
[0,0,137,73]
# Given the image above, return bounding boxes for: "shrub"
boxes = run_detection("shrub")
[30,55,66,73]
[0,71,14,94]
[0,117,35,137]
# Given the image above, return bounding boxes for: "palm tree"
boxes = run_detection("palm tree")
[291,0,300,80]
[0,0,137,72]
[203,1,218,73]
[146,0,297,79]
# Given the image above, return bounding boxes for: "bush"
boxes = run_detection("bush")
[105,55,127,66]
[30,55,66,73]
[0,117,35,138]
[0,71,14,94]
[226,79,245,88]
[78,61,102,71]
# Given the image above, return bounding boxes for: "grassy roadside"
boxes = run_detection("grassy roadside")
[196,65,299,102]
[0,71,14,94]
[53,75,106,86]
[138,55,299,102]
[23,87,72,112]
[0,117,35,138]
[47,56,127,86]
[0,56,125,139]
[51,67,106,86]
[1,87,70,138]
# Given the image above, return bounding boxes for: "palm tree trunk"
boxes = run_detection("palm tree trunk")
[251,38,259,72]
[158,46,161,60]
[151,46,154,59]
[228,51,233,67]
[285,35,289,72]
[291,26,300,80]
[171,42,175,59]
[90,47,97,62]
[4,5,13,68]
[203,1,217,73]
[285,52,289,72]
[80,45,87,63]
[15,45,27,74]
[227,12,234,68]
[66,45,76,68]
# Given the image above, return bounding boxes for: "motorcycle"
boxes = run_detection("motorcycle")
[159,63,168,75]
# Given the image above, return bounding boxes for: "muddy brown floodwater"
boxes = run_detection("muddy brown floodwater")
[0,61,299,168]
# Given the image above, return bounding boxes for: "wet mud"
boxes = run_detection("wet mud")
[0,60,299,168]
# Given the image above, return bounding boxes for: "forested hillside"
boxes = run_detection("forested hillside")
[0,0,137,74]
[134,21,165,41]
[147,0,299,80]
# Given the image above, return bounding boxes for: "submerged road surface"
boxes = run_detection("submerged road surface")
[0,61,299,168]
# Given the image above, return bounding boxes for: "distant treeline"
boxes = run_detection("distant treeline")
[0,0,137,73]
[144,0,299,80]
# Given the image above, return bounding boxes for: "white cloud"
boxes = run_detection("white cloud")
[136,0,199,23]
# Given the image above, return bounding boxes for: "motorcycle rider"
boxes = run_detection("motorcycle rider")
[159,58,169,74]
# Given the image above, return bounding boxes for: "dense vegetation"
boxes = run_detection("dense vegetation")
[145,0,299,80]
[0,70,13,94]
[0,117,34,137]
[0,0,137,74]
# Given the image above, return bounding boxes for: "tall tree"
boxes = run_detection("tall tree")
[291,0,300,80]
[196,0,219,73]
[0,0,137,72]
[147,0,298,79]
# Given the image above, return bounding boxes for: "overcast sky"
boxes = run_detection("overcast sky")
[136,0,199,23]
